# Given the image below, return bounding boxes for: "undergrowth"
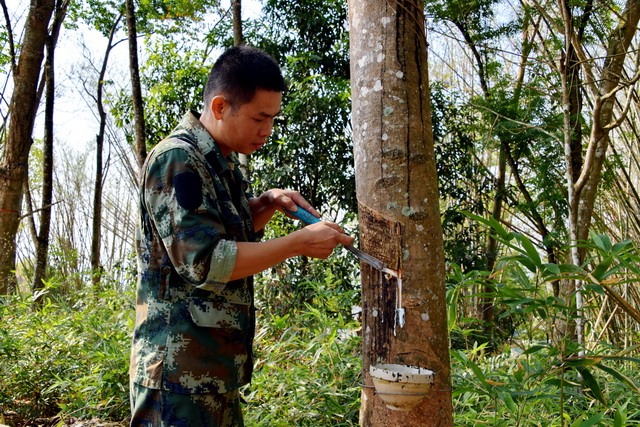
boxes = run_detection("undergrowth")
[0,281,134,426]
[2,228,640,426]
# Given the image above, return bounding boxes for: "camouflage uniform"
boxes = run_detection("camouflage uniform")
[130,111,260,425]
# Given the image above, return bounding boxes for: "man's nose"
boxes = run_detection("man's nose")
[259,121,274,137]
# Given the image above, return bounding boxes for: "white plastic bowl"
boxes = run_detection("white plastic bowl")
[369,364,435,411]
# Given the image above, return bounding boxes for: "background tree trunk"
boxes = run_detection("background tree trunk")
[233,0,250,179]
[0,0,54,294]
[125,0,146,170]
[232,0,243,46]
[32,0,69,297]
[349,0,453,425]
[560,0,640,345]
[90,16,121,288]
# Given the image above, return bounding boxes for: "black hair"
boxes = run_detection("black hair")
[203,45,286,110]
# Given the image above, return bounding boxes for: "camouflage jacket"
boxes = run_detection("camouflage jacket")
[130,111,260,394]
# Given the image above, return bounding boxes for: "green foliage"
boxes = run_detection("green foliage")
[252,73,355,212]
[137,0,221,23]
[241,0,355,214]
[0,253,362,426]
[246,277,361,426]
[451,344,640,426]
[67,0,123,35]
[0,278,134,425]
[448,214,640,425]
[431,83,490,270]
[67,0,221,35]
[261,0,349,79]
[112,38,211,149]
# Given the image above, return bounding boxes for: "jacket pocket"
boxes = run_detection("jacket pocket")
[188,299,249,330]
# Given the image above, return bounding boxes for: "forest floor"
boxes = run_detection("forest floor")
[1,414,125,427]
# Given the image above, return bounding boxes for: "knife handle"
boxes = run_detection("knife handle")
[284,206,322,225]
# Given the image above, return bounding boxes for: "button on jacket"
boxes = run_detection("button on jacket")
[131,111,260,394]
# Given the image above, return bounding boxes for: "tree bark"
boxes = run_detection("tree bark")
[232,0,243,46]
[32,0,69,297]
[574,0,640,243]
[0,0,54,294]
[560,0,640,346]
[90,15,121,289]
[125,0,147,170]
[233,0,250,179]
[349,0,452,425]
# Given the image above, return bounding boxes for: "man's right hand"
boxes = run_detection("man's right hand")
[292,221,355,259]
[229,219,354,281]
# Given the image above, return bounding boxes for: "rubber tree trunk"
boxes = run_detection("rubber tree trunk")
[348,0,452,425]
[0,0,54,294]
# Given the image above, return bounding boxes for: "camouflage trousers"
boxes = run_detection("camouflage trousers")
[130,382,244,427]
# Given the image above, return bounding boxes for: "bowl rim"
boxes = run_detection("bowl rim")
[369,363,435,384]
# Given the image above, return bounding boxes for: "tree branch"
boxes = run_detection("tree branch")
[0,0,17,74]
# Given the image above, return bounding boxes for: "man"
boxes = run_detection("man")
[130,45,354,426]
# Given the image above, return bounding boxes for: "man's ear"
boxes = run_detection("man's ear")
[210,95,226,120]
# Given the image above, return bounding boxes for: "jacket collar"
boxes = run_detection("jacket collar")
[179,111,239,175]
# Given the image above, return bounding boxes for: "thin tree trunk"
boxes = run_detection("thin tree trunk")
[0,0,54,294]
[91,15,121,289]
[125,0,146,170]
[233,0,250,179]
[349,0,452,425]
[32,0,69,297]
[560,0,640,346]
[232,0,243,46]
[481,146,505,322]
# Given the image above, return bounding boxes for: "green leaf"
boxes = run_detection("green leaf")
[487,214,511,241]
[595,363,640,393]
[576,367,606,405]
[614,408,624,427]
[611,239,632,255]
[563,357,603,367]
[451,386,483,398]
[462,211,512,241]
[590,232,612,252]
[509,255,537,273]
[517,233,542,268]
[558,263,582,274]
[570,414,585,427]
[592,256,613,281]
[500,391,516,413]
[578,411,605,427]
[542,263,561,276]
[605,356,640,364]
[467,359,489,387]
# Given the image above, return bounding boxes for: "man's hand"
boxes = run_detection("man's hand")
[250,188,320,231]
[230,215,355,281]
[263,189,320,217]
[292,221,355,259]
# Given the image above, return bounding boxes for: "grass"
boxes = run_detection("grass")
[1,245,639,426]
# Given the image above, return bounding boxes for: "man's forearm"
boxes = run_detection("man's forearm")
[228,221,354,281]
[248,196,277,232]
[229,236,300,281]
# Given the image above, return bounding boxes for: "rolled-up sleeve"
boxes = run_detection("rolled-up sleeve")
[144,146,236,289]
[202,239,237,289]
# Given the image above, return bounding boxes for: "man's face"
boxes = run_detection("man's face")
[215,89,282,157]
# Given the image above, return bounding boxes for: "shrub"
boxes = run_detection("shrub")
[0,280,134,425]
